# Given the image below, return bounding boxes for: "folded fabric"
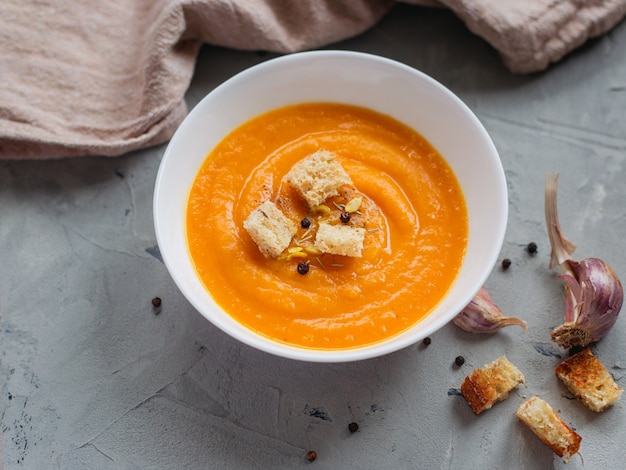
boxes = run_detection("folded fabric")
[0,0,624,160]
[433,0,626,73]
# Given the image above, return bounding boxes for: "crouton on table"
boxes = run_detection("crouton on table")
[555,348,623,412]
[460,355,525,415]
[515,396,582,461]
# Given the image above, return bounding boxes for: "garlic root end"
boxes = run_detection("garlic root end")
[550,323,592,349]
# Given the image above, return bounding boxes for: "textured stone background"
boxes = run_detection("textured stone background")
[2,4,625,469]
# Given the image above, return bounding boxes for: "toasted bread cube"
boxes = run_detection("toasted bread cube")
[243,201,297,258]
[314,222,365,258]
[515,396,582,461]
[555,348,623,412]
[284,150,353,207]
[460,355,524,415]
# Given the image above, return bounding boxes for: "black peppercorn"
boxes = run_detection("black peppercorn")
[152,297,162,307]
[527,242,537,254]
[348,422,359,433]
[339,212,351,224]
[301,218,311,229]
[455,355,465,366]
[501,258,511,270]
[422,337,431,346]
[306,450,317,462]
[297,262,310,275]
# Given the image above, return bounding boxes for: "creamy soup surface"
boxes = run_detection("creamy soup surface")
[186,103,468,349]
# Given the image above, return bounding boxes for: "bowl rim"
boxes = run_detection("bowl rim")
[154,50,507,362]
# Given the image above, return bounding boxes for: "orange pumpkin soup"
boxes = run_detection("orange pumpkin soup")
[186,103,468,349]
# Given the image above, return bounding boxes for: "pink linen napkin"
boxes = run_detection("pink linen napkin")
[1,0,624,160]
[433,0,626,73]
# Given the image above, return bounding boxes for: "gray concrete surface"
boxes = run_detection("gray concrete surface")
[2,4,626,469]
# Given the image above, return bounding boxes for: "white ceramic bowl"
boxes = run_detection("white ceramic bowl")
[154,50,507,362]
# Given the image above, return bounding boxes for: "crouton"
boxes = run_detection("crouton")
[460,355,525,414]
[515,396,582,461]
[284,150,353,207]
[314,222,365,258]
[555,348,623,412]
[243,201,297,258]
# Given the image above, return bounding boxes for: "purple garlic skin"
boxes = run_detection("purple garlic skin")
[545,173,624,349]
[551,257,623,349]
[453,287,527,334]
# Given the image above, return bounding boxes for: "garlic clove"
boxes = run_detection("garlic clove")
[550,258,623,348]
[545,174,623,349]
[453,287,527,334]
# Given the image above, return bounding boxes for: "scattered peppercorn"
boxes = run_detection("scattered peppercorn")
[422,337,431,346]
[339,212,351,224]
[306,450,317,462]
[455,355,465,367]
[152,297,162,307]
[527,242,537,254]
[501,258,511,270]
[301,217,311,229]
[297,262,310,275]
[348,422,359,433]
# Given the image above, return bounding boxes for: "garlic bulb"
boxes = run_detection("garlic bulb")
[453,287,527,333]
[545,173,623,349]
